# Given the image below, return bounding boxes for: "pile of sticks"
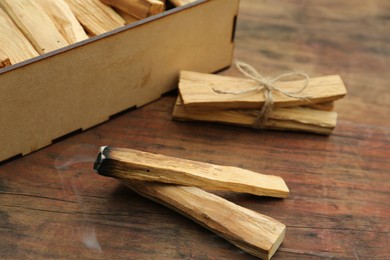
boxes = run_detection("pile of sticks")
[173,69,348,135]
[95,146,290,259]
[0,0,196,69]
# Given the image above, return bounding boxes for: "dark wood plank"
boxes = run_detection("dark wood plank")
[1,0,389,259]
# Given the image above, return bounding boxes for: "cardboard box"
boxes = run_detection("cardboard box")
[0,0,239,163]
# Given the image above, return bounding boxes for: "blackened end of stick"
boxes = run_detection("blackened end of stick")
[94,146,111,176]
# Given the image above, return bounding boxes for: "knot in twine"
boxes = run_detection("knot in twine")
[213,61,310,129]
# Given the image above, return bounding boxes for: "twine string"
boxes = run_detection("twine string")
[212,61,310,128]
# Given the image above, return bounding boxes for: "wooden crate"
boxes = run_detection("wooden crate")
[0,0,239,163]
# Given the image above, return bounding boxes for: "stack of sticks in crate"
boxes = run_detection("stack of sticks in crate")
[173,62,348,135]
[0,0,196,69]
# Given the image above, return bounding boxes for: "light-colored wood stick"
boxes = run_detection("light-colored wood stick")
[115,9,140,25]
[94,146,289,198]
[35,0,88,44]
[179,71,347,110]
[0,0,69,54]
[101,0,165,20]
[169,0,196,7]
[0,8,39,64]
[121,180,286,260]
[64,0,125,36]
[129,181,286,259]
[0,49,12,68]
[306,101,334,111]
[173,97,337,135]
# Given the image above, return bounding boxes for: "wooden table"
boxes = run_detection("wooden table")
[1,0,389,259]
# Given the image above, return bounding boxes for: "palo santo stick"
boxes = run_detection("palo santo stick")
[169,0,196,7]
[0,49,11,69]
[0,0,68,54]
[179,71,347,110]
[306,101,334,111]
[122,180,286,260]
[35,0,88,44]
[173,97,337,135]
[94,146,289,198]
[0,8,39,64]
[64,0,125,36]
[115,9,140,25]
[101,0,165,19]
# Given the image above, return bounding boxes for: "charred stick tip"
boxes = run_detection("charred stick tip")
[93,146,110,175]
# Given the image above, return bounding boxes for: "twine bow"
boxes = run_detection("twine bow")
[213,61,310,129]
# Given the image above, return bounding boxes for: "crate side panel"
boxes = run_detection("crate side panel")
[0,0,239,162]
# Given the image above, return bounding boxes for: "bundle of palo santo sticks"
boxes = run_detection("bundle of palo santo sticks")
[173,62,348,135]
[0,0,196,69]
[94,146,289,260]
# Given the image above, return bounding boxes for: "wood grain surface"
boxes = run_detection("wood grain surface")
[1,0,389,259]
